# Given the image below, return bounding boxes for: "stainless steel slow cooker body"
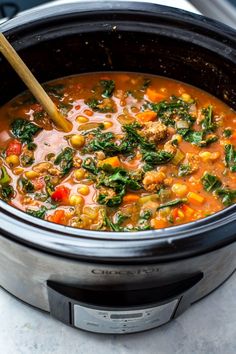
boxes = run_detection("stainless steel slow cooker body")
[0,2,236,334]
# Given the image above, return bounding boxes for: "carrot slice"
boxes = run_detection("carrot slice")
[99,156,121,168]
[146,88,166,102]
[187,192,205,205]
[181,204,195,217]
[123,194,140,203]
[135,111,157,123]
[48,210,66,224]
[152,219,168,229]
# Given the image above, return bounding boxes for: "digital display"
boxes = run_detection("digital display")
[110,313,143,319]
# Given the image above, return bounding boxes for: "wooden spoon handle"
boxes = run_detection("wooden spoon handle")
[0,32,72,132]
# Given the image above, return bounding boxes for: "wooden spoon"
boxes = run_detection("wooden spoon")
[0,32,72,132]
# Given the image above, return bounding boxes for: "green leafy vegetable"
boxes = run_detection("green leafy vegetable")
[27,205,57,219]
[216,188,236,206]
[142,150,173,170]
[139,210,152,220]
[27,205,48,219]
[100,80,115,98]
[21,153,34,167]
[146,96,194,127]
[0,166,11,185]
[97,167,142,207]
[223,128,232,138]
[201,105,216,132]
[20,178,35,193]
[82,157,98,175]
[11,119,41,144]
[156,198,187,210]
[44,175,55,196]
[201,173,222,192]
[86,98,115,113]
[224,144,236,172]
[54,147,75,176]
[0,185,14,200]
[123,123,156,151]
[178,163,192,177]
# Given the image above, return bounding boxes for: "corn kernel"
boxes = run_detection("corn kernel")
[74,168,85,180]
[172,183,188,197]
[25,171,39,179]
[69,195,84,206]
[76,116,89,123]
[78,185,90,196]
[103,121,113,129]
[171,134,182,143]
[6,154,20,167]
[70,134,85,148]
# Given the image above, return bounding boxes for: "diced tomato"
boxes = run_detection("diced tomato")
[48,210,66,224]
[6,140,22,156]
[51,185,70,202]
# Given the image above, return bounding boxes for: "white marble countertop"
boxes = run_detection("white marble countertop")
[0,1,235,353]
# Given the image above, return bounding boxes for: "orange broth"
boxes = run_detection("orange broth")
[0,72,236,231]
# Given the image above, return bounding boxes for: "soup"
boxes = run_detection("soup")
[0,73,236,231]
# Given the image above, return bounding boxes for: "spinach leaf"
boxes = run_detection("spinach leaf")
[20,178,35,193]
[178,163,192,177]
[54,147,75,176]
[156,198,187,210]
[27,205,48,219]
[223,128,232,138]
[201,173,222,192]
[84,123,153,156]
[97,190,125,207]
[123,123,156,151]
[179,128,218,147]
[201,105,216,132]
[146,96,194,127]
[0,185,14,200]
[224,144,236,172]
[86,98,115,113]
[182,130,204,145]
[11,119,42,144]
[27,205,57,219]
[97,167,142,207]
[216,188,236,206]
[100,80,115,98]
[142,150,173,170]
[139,210,152,220]
[44,175,55,196]
[82,157,98,175]
[108,169,142,190]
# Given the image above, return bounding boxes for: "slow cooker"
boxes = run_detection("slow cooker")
[0,1,236,334]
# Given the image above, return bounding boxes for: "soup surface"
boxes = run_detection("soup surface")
[0,72,236,231]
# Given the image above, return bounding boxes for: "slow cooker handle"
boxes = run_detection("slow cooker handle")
[47,272,203,333]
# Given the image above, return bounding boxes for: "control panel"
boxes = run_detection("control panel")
[74,299,179,334]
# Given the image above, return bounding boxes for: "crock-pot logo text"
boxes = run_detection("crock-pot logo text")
[91,268,159,276]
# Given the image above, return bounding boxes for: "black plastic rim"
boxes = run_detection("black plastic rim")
[0,1,236,263]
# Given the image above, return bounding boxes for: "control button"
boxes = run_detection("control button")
[84,321,99,327]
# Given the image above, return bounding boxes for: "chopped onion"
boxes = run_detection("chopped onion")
[171,149,185,165]
[176,120,189,129]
